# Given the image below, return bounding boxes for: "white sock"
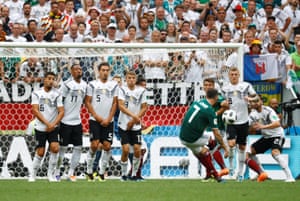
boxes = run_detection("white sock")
[120,160,128,176]
[131,156,141,177]
[273,154,294,179]
[55,146,67,176]
[86,148,95,174]
[229,147,236,171]
[99,150,111,175]
[31,153,42,177]
[48,152,58,178]
[68,146,82,177]
[237,149,245,176]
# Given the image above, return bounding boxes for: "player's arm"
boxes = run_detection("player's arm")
[253,119,281,130]
[32,104,51,127]
[102,96,118,127]
[136,102,148,123]
[47,106,64,132]
[84,95,104,123]
[118,99,140,122]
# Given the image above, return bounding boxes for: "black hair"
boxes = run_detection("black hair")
[206,88,218,99]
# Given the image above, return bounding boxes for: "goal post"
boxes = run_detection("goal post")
[0,42,244,179]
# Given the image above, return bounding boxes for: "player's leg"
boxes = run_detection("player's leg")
[86,120,101,181]
[236,123,249,181]
[119,128,130,181]
[271,137,295,182]
[246,138,268,182]
[136,142,147,180]
[98,123,114,181]
[28,130,47,182]
[226,125,237,177]
[67,124,83,181]
[55,123,70,180]
[47,127,60,182]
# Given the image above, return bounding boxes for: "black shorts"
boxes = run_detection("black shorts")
[35,127,59,149]
[119,127,142,145]
[59,123,83,146]
[89,120,113,144]
[226,122,249,145]
[252,137,285,154]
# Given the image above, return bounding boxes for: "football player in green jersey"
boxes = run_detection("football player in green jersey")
[179,88,229,182]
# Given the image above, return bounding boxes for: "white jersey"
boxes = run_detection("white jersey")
[86,79,118,121]
[31,87,63,132]
[221,81,256,124]
[60,78,87,125]
[249,106,284,138]
[118,85,146,131]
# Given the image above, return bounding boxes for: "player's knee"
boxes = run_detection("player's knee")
[102,141,111,151]
[50,142,59,153]
[271,149,280,157]
[36,148,45,157]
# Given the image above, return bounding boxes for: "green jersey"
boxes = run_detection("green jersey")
[180,99,218,143]
[206,95,225,131]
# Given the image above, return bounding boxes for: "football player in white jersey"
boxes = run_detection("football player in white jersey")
[85,62,118,181]
[118,71,148,181]
[248,94,295,182]
[28,72,64,182]
[221,67,260,181]
[55,64,87,182]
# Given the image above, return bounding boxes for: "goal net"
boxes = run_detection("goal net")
[0,43,243,179]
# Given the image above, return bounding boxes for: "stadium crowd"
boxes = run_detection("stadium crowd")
[0,0,299,182]
[0,0,300,85]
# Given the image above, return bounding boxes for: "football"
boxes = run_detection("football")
[222,109,237,125]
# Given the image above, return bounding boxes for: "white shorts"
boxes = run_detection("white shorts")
[180,134,210,154]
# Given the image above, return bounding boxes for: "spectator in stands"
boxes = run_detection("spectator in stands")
[78,21,87,36]
[257,2,290,33]
[145,10,155,30]
[98,0,112,15]
[136,16,151,42]
[215,7,233,34]
[245,0,259,29]
[198,28,209,43]
[64,0,76,24]
[85,20,105,42]
[290,40,300,80]
[19,57,44,84]
[218,28,232,43]
[159,29,167,42]
[52,27,65,42]
[173,4,185,30]
[0,20,7,41]
[153,6,169,31]
[19,2,33,31]
[6,23,26,42]
[4,0,23,24]
[63,23,83,42]
[77,0,95,16]
[44,18,63,42]
[116,18,128,39]
[98,14,110,36]
[283,0,300,45]
[127,24,137,42]
[40,1,69,35]
[243,30,255,53]
[273,40,292,85]
[24,19,38,42]
[208,27,218,43]
[125,0,142,28]
[113,6,130,27]
[166,22,177,43]
[105,23,120,42]
[31,0,50,22]
[0,6,11,35]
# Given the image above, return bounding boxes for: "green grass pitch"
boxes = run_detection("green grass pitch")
[1,179,299,201]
